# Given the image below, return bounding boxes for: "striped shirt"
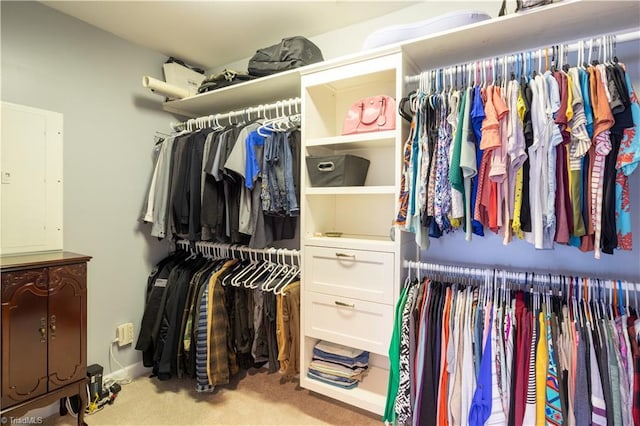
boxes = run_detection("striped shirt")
[522,311,538,425]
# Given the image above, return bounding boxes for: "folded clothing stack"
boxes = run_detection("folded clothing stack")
[307,341,369,389]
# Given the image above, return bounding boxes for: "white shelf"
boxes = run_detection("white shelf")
[306,130,397,149]
[305,185,395,195]
[162,67,303,118]
[158,1,638,119]
[401,0,639,71]
[300,365,389,416]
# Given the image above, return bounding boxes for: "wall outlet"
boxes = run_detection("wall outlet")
[116,322,134,347]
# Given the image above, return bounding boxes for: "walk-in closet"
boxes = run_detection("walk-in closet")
[1,1,639,425]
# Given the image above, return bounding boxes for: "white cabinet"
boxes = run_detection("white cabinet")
[299,51,414,415]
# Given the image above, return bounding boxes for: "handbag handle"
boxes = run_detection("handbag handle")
[358,97,387,126]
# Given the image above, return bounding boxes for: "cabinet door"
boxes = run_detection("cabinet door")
[1,268,49,408]
[47,263,86,391]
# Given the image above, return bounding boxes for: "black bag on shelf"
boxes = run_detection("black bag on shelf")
[197,69,255,93]
[248,36,324,77]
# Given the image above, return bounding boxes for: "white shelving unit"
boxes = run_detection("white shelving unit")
[299,51,415,415]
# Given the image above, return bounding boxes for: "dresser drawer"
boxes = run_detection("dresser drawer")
[304,292,393,355]
[304,246,394,303]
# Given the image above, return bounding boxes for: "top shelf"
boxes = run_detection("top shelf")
[162,67,303,118]
[401,0,639,70]
[161,0,638,118]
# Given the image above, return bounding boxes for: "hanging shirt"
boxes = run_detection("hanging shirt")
[459,87,478,241]
[626,319,640,426]
[573,323,591,425]
[459,288,477,425]
[449,288,467,426]
[436,287,453,425]
[579,68,595,139]
[396,285,419,424]
[449,90,466,225]
[589,65,614,258]
[507,79,528,233]
[489,85,511,237]
[475,85,498,229]
[469,304,494,426]
[535,310,548,425]
[470,86,486,236]
[149,136,178,239]
[588,320,608,425]
[545,311,564,425]
[434,94,454,233]
[383,286,410,425]
[579,68,597,252]
[396,113,415,227]
[486,305,508,425]
[413,281,432,426]
[604,320,623,426]
[567,68,590,239]
[616,69,640,250]
[504,301,515,420]
[616,315,634,426]
[513,292,530,426]
[552,70,573,245]
[541,72,562,249]
[143,141,163,224]
[527,76,547,249]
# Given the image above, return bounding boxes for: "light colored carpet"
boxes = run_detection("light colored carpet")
[41,368,381,426]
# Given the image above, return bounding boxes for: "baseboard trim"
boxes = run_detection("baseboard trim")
[104,361,151,382]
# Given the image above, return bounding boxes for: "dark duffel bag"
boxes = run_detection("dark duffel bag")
[248,36,323,77]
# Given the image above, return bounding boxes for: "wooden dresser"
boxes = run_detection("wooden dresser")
[1,252,90,426]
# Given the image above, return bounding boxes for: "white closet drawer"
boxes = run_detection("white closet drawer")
[304,292,393,355]
[305,246,394,303]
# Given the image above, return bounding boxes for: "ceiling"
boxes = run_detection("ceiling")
[41,1,419,70]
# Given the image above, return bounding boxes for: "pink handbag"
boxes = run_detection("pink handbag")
[342,95,396,135]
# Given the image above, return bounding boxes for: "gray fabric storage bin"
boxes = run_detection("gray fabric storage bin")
[306,154,370,187]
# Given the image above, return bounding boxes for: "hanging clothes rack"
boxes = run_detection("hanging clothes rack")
[389,258,640,425]
[405,29,640,85]
[176,239,300,264]
[403,259,639,294]
[170,97,301,132]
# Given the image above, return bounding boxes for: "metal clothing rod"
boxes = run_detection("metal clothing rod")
[170,97,301,131]
[176,239,300,263]
[402,260,639,294]
[405,29,640,84]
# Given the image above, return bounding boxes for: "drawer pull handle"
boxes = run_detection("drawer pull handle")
[335,253,356,259]
[335,300,355,308]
